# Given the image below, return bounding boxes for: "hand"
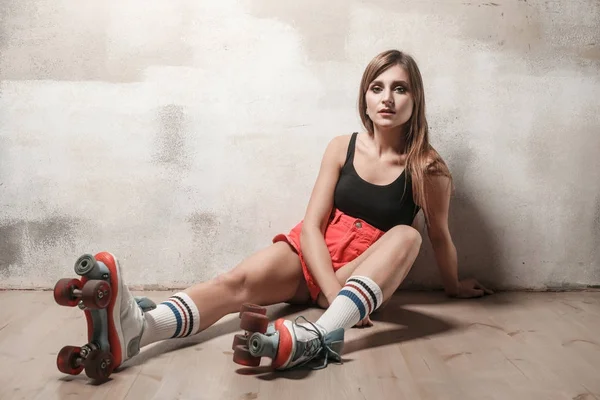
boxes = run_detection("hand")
[455,278,494,298]
[316,291,339,309]
[353,315,373,328]
[315,293,329,309]
[324,287,343,309]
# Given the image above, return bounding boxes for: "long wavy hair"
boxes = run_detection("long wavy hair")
[358,50,453,224]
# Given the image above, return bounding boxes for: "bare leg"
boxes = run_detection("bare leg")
[348,225,422,300]
[183,241,309,331]
[231,226,422,371]
[304,224,422,339]
[315,225,422,309]
[81,243,308,371]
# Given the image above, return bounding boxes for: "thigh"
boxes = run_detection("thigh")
[314,242,380,308]
[315,225,420,308]
[233,241,311,306]
[334,225,420,287]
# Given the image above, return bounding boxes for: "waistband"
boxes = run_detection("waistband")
[329,208,385,236]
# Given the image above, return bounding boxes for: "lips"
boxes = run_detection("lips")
[378,109,395,114]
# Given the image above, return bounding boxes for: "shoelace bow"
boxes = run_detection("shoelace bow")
[290,316,343,370]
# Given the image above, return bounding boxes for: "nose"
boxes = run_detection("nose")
[382,89,394,106]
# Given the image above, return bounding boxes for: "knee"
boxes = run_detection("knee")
[382,225,422,274]
[216,269,247,295]
[388,225,422,251]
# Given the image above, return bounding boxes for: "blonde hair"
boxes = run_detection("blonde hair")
[358,49,453,224]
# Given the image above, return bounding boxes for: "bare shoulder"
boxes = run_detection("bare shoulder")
[322,133,353,166]
[329,133,353,150]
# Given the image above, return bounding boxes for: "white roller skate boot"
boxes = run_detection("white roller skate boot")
[232,310,344,370]
[53,251,148,381]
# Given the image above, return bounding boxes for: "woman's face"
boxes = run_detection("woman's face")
[365,64,414,130]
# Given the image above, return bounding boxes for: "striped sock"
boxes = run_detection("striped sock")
[315,276,383,333]
[140,292,200,347]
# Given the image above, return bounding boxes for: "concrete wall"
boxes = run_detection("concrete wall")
[1,0,598,290]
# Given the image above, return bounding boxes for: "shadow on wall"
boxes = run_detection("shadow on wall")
[403,144,505,293]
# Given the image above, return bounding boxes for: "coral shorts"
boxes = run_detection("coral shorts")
[272,208,385,302]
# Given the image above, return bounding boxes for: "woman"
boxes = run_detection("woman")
[55,49,492,379]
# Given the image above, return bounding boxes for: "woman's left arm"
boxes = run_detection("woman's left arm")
[424,174,493,298]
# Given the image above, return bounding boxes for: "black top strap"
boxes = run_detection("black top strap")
[344,132,358,166]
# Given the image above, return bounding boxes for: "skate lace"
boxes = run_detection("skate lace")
[290,316,342,370]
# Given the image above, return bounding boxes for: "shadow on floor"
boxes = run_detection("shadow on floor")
[247,293,459,381]
[123,292,460,381]
[391,289,516,307]
[344,299,457,356]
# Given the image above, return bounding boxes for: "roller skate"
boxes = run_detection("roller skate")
[231,304,344,370]
[53,252,147,382]
[230,303,275,359]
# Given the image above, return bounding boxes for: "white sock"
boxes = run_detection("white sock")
[315,276,383,333]
[140,292,200,347]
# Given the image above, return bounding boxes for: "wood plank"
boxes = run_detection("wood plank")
[0,291,599,400]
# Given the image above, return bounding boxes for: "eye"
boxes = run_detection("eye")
[394,86,407,94]
[370,85,382,93]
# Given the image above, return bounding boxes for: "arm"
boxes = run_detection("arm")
[423,174,460,296]
[300,136,346,304]
[424,174,493,298]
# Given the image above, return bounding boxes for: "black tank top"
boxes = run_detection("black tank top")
[333,132,420,232]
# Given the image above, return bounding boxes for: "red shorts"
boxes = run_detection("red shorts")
[272,208,385,302]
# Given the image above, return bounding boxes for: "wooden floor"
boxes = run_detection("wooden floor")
[1,290,599,400]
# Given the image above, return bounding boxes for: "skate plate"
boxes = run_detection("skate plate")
[53,253,117,382]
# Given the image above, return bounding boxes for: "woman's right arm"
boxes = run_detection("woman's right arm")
[300,135,347,306]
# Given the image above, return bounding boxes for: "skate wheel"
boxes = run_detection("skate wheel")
[57,346,84,375]
[240,312,269,333]
[82,280,112,309]
[84,349,115,381]
[232,333,248,350]
[239,303,267,318]
[74,254,99,276]
[233,345,261,367]
[53,278,83,307]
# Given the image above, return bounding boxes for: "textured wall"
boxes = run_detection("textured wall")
[0,0,598,290]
